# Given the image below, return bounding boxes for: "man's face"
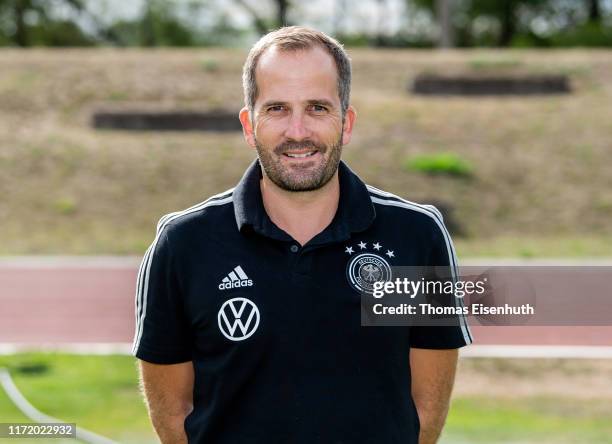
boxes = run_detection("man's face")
[240,46,355,192]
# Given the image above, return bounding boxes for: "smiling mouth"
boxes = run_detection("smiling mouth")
[283,151,318,159]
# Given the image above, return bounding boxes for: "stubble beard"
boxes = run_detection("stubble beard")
[255,133,344,192]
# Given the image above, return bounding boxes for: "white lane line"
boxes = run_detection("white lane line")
[462,345,612,359]
[0,368,118,444]
[3,343,612,359]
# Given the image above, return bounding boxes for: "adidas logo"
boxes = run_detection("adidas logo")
[218,265,254,291]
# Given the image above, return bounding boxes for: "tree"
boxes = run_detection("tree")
[412,0,551,47]
[411,0,466,46]
[468,0,551,46]
[234,0,292,35]
[436,0,454,47]
[139,0,199,46]
[587,0,601,22]
[0,0,84,46]
[277,0,290,26]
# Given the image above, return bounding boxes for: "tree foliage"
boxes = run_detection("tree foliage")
[234,0,292,35]
[0,0,90,46]
[0,0,610,47]
[412,0,608,47]
[413,0,550,46]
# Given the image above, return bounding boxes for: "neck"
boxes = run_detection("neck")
[260,171,340,246]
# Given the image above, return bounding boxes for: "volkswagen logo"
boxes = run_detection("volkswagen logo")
[217,297,260,341]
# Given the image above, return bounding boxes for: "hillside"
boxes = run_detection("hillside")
[1,48,611,256]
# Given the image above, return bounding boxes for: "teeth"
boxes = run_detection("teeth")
[285,151,316,158]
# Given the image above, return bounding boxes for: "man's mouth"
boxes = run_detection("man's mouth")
[283,150,318,159]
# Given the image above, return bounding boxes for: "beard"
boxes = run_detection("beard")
[255,133,343,192]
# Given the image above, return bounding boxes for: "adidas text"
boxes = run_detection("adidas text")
[219,279,253,290]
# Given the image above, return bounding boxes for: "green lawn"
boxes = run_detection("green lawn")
[443,397,612,443]
[1,353,611,443]
[455,235,612,258]
[0,353,155,444]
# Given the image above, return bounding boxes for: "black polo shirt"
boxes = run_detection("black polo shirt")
[133,159,472,444]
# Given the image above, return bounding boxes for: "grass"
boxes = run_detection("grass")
[404,152,473,177]
[468,58,523,71]
[1,49,612,256]
[52,197,78,215]
[443,396,612,443]
[1,354,611,444]
[454,235,612,258]
[0,353,155,444]
[200,58,220,72]
[443,357,612,443]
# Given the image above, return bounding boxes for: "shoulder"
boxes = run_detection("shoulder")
[154,188,235,238]
[366,184,446,229]
[366,184,458,267]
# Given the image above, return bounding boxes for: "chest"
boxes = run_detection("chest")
[177,233,421,359]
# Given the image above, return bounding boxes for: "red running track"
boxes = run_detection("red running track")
[1,259,611,346]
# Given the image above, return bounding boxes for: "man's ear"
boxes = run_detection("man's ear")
[341,105,357,146]
[239,107,256,148]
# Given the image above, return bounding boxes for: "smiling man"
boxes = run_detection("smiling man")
[133,26,472,444]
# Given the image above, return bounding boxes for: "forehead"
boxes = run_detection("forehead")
[255,45,339,103]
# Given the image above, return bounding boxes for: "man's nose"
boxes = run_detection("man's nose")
[284,112,310,141]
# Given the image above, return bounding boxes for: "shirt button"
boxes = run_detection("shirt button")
[290,245,299,253]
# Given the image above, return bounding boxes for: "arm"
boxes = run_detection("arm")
[410,348,458,444]
[139,360,194,444]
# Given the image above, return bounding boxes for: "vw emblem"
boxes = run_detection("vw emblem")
[346,253,392,294]
[218,297,260,341]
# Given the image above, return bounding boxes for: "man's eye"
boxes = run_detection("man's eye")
[268,105,285,112]
[309,104,327,113]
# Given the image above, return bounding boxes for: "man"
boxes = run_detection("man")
[133,26,472,444]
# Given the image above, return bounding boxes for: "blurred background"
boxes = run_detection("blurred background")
[1,1,612,443]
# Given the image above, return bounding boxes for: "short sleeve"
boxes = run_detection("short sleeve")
[132,226,192,363]
[409,214,473,349]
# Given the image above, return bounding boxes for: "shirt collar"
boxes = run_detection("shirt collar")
[233,158,376,244]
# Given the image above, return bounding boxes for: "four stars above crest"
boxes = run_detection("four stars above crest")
[344,241,395,258]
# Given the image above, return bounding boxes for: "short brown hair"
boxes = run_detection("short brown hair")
[242,26,352,117]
